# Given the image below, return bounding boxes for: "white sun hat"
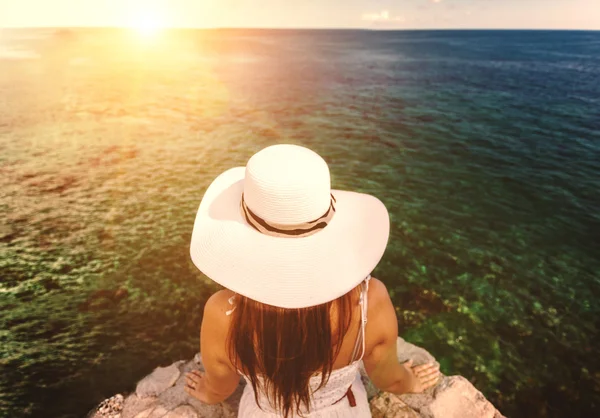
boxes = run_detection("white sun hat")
[189,144,390,309]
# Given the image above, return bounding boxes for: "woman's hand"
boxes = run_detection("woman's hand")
[185,370,212,403]
[402,360,441,393]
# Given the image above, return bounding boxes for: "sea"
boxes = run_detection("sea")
[1,28,599,418]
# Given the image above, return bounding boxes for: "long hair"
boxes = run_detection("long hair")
[226,284,361,418]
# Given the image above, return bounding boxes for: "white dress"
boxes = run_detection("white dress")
[229,277,373,417]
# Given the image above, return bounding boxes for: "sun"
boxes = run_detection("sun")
[130,13,164,37]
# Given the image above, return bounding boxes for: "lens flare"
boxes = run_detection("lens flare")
[131,13,163,37]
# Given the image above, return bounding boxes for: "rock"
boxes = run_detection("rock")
[186,397,226,417]
[132,408,153,418]
[147,405,172,418]
[178,359,201,375]
[94,337,505,418]
[121,394,158,418]
[193,353,202,366]
[94,393,125,417]
[164,405,198,418]
[396,337,438,368]
[401,375,506,418]
[370,392,420,418]
[165,358,242,417]
[159,374,190,410]
[397,376,445,416]
[136,363,182,398]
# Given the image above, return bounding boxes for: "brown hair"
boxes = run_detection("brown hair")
[226,285,361,417]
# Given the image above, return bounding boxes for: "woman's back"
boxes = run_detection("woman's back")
[189,276,439,417]
[234,277,372,416]
[195,277,390,417]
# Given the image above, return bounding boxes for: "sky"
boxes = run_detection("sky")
[0,0,598,30]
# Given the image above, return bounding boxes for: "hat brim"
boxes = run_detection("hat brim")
[190,167,390,308]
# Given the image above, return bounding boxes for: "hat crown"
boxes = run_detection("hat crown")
[244,144,331,225]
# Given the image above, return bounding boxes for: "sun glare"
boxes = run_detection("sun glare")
[130,13,164,37]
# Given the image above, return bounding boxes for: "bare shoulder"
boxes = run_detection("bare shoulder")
[200,289,238,373]
[365,277,398,349]
[367,277,393,310]
[204,289,236,320]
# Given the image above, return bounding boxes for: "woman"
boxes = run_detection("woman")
[184,144,440,417]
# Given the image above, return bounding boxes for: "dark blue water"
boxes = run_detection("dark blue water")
[1,29,599,418]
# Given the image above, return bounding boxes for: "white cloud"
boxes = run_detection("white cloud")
[431,0,443,3]
[361,10,405,23]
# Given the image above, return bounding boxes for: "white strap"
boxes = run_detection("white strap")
[357,275,370,362]
[349,275,371,363]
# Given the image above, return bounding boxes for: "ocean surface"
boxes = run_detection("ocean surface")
[1,28,598,418]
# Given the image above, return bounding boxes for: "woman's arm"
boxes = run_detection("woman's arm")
[363,279,440,395]
[185,291,241,404]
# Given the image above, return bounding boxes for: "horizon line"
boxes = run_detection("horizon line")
[2,26,599,32]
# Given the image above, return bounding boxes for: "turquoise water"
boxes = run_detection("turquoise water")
[1,29,599,417]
